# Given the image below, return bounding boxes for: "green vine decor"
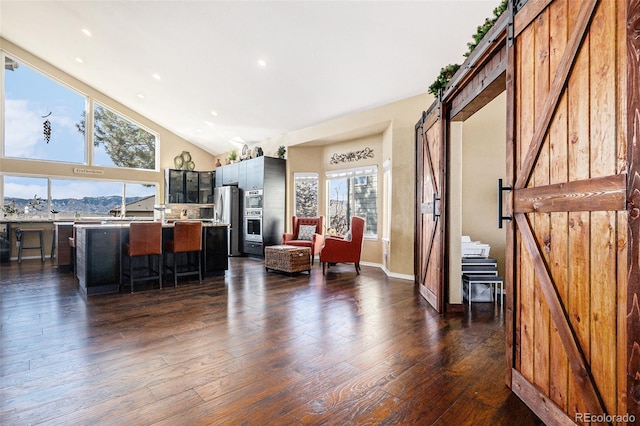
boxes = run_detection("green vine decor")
[428,64,461,96]
[427,0,508,96]
[464,0,508,57]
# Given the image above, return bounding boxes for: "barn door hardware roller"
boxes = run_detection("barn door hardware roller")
[432,193,441,221]
[497,179,512,228]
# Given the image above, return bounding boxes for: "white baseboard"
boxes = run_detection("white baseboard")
[360,261,414,281]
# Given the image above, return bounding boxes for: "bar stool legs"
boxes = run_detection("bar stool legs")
[15,228,45,263]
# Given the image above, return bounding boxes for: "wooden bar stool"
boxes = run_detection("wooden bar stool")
[15,228,45,263]
[121,222,163,293]
[164,221,202,287]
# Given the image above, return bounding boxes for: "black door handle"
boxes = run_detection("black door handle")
[498,179,512,228]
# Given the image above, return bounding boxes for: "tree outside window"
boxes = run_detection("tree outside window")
[76,103,157,170]
[294,173,318,218]
[326,166,378,237]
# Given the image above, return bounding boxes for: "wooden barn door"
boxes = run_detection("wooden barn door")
[506,0,629,423]
[415,108,445,313]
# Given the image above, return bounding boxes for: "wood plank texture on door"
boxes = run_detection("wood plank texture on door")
[415,107,445,313]
[508,0,630,423]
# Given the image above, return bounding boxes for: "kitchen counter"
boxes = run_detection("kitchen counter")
[75,222,229,295]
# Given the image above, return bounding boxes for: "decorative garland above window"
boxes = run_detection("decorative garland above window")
[330,147,374,165]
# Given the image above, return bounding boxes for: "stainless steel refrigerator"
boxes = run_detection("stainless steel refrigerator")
[214,186,241,256]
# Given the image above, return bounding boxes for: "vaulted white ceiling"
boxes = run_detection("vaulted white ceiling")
[0,0,499,155]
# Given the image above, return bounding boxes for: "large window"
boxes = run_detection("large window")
[90,103,157,170]
[2,176,49,217]
[326,166,378,237]
[3,55,86,163]
[293,173,318,218]
[3,54,158,171]
[2,175,157,219]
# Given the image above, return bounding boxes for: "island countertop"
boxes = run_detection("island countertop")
[75,222,229,296]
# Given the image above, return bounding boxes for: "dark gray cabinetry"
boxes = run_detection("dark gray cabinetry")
[76,224,229,295]
[215,156,285,257]
[221,162,239,185]
[214,168,223,187]
[166,169,215,204]
[167,169,187,203]
[184,171,199,203]
[203,225,228,275]
[243,241,263,256]
[76,227,121,295]
[199,172,214,203]
[245,158,264,190]
[0,222,9,263]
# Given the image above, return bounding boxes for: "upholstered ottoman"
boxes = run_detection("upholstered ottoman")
[265,245,311,274]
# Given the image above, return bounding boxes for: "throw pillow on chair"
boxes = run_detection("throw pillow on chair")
[298,225,316,241]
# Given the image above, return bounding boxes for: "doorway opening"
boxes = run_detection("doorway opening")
[448,92,506,310]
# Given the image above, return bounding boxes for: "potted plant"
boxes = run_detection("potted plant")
[277,145,286,159]
[2,200,18,218]
[228,150,237,164]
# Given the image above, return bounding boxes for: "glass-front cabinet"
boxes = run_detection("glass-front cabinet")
[199,172,214,204]
[184,171,199,203]
[165,169,215,204]
[167,169,186,203]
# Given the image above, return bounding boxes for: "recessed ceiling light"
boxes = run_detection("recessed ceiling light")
[210,110,218,117]
[136,93,145,99]
[75,57,84,64]
[152,73,161,81]
[257,59,267,68]
[82,28,92,37]
[204,121,215,126]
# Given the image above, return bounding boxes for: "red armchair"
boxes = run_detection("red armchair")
[320,216,365,275]
[282,216,325,265]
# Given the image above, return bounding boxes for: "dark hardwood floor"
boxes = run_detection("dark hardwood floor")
[0,257,542,425]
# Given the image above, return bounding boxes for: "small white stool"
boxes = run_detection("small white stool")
[462,274,503,310]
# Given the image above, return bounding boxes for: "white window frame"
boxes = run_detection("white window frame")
[325,165,378,239]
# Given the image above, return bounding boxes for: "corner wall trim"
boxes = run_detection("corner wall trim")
[360,261,414,281]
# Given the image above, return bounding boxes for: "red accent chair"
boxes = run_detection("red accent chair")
[320,216,365,275]
[282,216,325,265]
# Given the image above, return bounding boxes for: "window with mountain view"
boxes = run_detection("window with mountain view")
[1,176,157,219]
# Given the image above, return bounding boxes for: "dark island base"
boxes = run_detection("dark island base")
[76,224,228,295]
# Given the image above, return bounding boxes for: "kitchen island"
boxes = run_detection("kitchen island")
[74,221,228,295]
